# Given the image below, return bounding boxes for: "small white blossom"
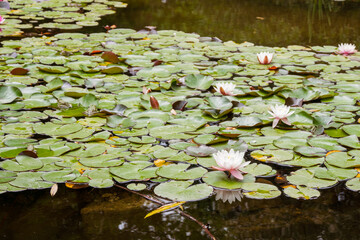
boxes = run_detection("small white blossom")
[0,16,5,24]
[257,52,274,64]
[212,149,250,180]
[214,82,236,96]
[337,43,357,56]
[268,104,294,128]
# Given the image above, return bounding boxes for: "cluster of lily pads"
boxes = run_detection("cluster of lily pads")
[0,0,126,37]
[0,27,360,202]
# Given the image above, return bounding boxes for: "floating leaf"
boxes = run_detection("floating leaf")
[144,201,186,219]
[127,183,147,191]
[0,86,22,104]
[101,51,120,64]
[242,183,281,199]
[10,68,29,75]
[156,163,207,180]
[283,185,320,200]
[202,171,255,190]
[110,161,157,181]
[154,180,213,201]
[293,146,327,157]
[185,74,214,90]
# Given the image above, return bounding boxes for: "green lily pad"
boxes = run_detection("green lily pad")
[0,86,22,104]
[38,65,70,73]
[242,183,281,199]
[127,183,146,191]
[88,168,114,188]
[156,163,207,180]
[345,178,360,192]
[9,172,53,190]
[185,74,214,90]
[293,146,327,157]
[41,170,78,183]
[0,155,43,172]
[287,168,338,189]
[283,186,320,200]
[110,161,157,180]
[202,171,255,190]
[154,180,213,201]
[0,171,17,184]
[326,151,360,168]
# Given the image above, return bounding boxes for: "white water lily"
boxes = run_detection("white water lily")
[337,43,357,56]
[268,104,294,128]
[214,82,236,96]
[212,149,250,180]
[257,52,273,64]
[214,189,243,204]
[0,16,5,24]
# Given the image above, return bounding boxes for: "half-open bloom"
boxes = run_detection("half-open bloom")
[212,149,250,180]
[257,52,273,64]
[0,16,5,24]
[214,82,236,96]
[214,189,243,204]
[337,43,357,56]
[268,104,294,128]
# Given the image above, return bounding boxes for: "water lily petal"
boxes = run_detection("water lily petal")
[272,118,280,128]
[212,166,226,171]
[230,169,244,180]
[281,118,291,125]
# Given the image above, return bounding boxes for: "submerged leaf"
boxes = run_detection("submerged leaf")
[144,201,186,219]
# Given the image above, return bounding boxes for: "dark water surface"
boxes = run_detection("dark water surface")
[97,0,360,47]
[0,185,360,240]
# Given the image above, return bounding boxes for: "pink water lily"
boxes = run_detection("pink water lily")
[337,43,357,56]
[0,16,5,24]
[268,104,294,128]
[212,149,250,180]
[257,52,273,64]
[214,82,236,96]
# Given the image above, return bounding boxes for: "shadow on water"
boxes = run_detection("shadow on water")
[0,185,360,239]
[94,0,360,47]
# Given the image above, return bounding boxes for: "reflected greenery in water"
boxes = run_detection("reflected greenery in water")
[102,0,360,46]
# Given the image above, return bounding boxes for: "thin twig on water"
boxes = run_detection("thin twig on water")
[114,184,216,240]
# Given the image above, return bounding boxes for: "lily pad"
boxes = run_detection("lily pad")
[202,171,255,190]
[156,163,207,180]
[154,180,213,201]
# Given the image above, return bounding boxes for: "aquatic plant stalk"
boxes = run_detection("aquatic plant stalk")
[115,184,217,240]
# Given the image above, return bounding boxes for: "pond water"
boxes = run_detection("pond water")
[99,0,360,47]
[1,0,360,239]
[1,185,360,239]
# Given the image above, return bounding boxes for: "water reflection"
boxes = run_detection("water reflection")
[1,186,360,239]
[214,189,243,204]
[100,0,360,46]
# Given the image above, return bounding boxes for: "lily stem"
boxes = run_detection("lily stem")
[114,183,217,240]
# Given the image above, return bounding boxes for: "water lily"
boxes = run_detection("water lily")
[214,82,236,96]
[212,149,250,180]
[0,16,5,24]
[268,104,294,128]
[214,189,243,203]
[337,43,357,56]
[257,52,273,64]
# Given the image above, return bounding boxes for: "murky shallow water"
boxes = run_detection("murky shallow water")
[96,0,360,47]
[1,185,360,239]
